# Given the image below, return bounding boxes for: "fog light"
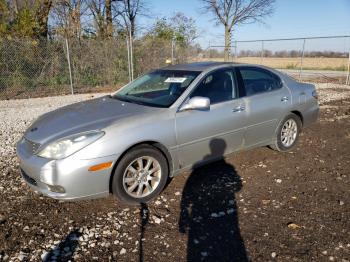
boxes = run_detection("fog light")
[47,184,65,193]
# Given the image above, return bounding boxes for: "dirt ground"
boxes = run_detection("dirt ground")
[0,89,350,261]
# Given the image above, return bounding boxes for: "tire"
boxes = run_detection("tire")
[111,144,169,205]
[270,113,302,152]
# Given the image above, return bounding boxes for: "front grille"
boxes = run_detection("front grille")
[23,138,41,154]
[21,169,37,186]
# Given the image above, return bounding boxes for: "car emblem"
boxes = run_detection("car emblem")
[30,127,38,132]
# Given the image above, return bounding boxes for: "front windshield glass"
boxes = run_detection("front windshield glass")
[113,70,200,107]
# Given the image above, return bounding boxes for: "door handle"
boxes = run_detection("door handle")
[232,106,245,113]
[281,96,289,102]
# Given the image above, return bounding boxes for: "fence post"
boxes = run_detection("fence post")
[208,41,211,59]
[171,38,175,64]
[129,27,134,81]
[299,38,306,81]
[346,48,350,85]
[261,40,264,65]
[65,38,74,95]
[126,37,131,82]
[234,41,237,61]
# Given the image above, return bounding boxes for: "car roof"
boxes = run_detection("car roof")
[160,62,286,80]
[162,61,242,72]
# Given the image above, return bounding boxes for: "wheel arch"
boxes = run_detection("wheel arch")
[108,141,173,194]
[291,110,304,126]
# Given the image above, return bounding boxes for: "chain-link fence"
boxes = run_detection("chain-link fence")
[1,35,349,100]
[202,36,350,84]
[0,38,70,99]
[0,37,194,100]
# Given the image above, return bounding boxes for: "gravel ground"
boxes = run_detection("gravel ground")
[0,83,349,261]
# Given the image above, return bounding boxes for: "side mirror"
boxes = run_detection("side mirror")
[179,96,210,112]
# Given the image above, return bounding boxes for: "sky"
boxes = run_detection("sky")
[140,0,350,52]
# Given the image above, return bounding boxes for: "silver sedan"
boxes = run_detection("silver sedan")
[16,62,319,204]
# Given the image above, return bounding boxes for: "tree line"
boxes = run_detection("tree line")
[0,0,197,46]
[236,49,348,58]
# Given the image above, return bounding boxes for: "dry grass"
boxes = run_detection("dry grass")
[192,57,349,71]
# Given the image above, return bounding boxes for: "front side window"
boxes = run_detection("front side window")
[113,70,200,107]
[239,67,282,96]
[190,69,237,104]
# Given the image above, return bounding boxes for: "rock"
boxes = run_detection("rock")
[175,191,181,196]
[201,252,208,257]
[227,209,235,214]
[211,213,219,218]
[287,223,301,229]
[271,252,277,258]
[275,179,282,183]
[41,251,49,261]
[120,248,126,255]
[23,226,30,232]
[0,214,6,224]
[18,252,27,261]
[152,216,161,224]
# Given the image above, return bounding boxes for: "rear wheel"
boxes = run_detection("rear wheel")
[112,145,168,204]
[270,113,302,152]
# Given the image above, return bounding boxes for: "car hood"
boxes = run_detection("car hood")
[24,96,156,144]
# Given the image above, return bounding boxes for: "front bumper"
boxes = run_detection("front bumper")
[16,140,119,201]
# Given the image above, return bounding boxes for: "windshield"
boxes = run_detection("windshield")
[112,70,200,107]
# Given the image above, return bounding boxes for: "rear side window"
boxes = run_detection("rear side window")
[239,67,282,96]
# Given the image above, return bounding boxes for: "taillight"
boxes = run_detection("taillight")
[312,90,318,100]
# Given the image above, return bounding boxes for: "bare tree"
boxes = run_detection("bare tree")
[105,0,113,37]
[86,0,117,38]
[86,0,106,37]
[52,0,87,39]
[36,0,53,37]
[201,0,275,61]
[115,0,148,38]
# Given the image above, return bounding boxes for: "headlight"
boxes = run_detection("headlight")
[37,131,105,159]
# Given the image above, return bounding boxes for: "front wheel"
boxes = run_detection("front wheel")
[111,145,169,204]
[270,113,302,152]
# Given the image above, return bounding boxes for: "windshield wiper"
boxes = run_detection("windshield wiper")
[111,95,146,106]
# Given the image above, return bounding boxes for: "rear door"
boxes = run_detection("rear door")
[236,66,291,148]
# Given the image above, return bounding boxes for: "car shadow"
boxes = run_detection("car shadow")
[139,203,149,262]
[179,138,248,261]
[45,229,82,261]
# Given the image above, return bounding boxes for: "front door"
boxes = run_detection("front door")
[175,68,247,169]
